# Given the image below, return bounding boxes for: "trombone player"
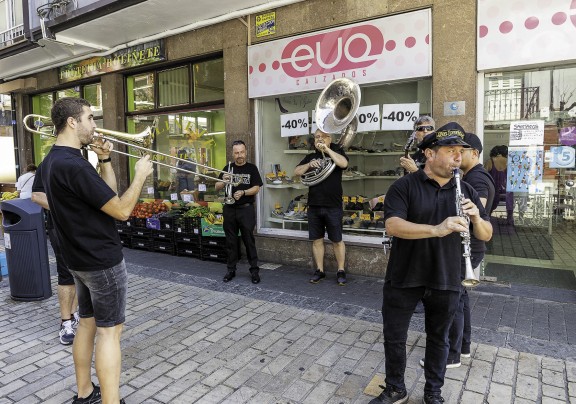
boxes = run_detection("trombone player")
[31,97,153,404]
[294,129,349,285]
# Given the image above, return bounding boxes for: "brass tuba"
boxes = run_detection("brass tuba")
[300,78,361,186]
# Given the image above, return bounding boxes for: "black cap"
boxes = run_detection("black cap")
[463,132,483,153]
[418,122,470,150]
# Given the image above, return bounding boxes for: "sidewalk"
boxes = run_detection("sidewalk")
[0,246,574,403]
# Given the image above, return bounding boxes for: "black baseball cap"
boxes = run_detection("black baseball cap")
[418,122,470,150]
[463,132,483,153]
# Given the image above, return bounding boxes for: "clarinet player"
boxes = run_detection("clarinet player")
[370,122,492,404]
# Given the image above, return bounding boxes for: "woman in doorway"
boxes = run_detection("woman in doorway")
[485,145,515,224]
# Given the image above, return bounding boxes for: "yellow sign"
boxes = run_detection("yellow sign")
[256,12,276,38]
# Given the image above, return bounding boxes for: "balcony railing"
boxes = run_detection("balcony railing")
[0,24,25,47]
[484,86,540,122]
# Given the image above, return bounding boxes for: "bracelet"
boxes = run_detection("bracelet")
[98,157,112,163]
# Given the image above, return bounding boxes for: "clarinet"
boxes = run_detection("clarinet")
[453,169,480,287]
[402,131,417,176]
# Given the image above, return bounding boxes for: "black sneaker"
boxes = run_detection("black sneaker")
[72,383,101,404]
[337,271,347,286]
[223,271,235,282]
[423,393,445,404]
[369,385,408,404]
[310,270,325,283]
[250,267,260,284]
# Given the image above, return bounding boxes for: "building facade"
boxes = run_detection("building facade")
[1,0,575,286]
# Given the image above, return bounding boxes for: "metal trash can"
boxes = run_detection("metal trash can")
[0,199,52,301]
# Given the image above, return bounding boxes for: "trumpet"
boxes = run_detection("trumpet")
[224,162,235,205]
[23,114,240,186]
[453,168,480,288]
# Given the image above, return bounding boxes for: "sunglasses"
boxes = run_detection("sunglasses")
[416,125,434,132]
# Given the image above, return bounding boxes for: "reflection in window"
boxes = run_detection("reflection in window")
[84,83,103,118]
[158,66,189,107]
[194,59,224,103]
[127,73,155,112]
[57,88,80,99]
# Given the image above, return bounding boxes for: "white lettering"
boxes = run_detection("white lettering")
[344,33,377,63]
[287,44,314,72]
[316,37,342,69]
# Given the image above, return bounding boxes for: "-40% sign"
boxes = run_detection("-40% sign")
[381,103,420,131]
[280,111,309,137]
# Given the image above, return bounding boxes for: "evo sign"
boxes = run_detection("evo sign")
[59,40,165,83]
[248,9,431,98]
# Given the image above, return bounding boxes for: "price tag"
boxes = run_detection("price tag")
[381,103,420,131]
[147,186,154,194]
[310,110,318,134]
[361,214,371,220]
[198,183,207,192]
[356,105,381,132]
[170,193,178,201]
[280,111,309,137]
[182,194,192,202]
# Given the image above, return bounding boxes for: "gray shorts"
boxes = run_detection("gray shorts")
[69,260,127,327]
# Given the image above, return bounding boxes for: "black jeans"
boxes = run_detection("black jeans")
[448,254,483,361]
[382,283,460,395]
[223,204,258,271]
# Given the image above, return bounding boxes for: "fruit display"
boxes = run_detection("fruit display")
[130,200,169,219]
[0,191,19,201]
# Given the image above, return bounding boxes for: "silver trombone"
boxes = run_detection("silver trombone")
[224,162,236,205]
[23,114,240,186]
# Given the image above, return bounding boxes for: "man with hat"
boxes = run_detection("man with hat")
[370,122,493,404]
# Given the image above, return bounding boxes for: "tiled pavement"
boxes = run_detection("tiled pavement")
[1,250,576,403]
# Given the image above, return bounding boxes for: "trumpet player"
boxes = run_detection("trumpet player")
[371,123,492,404]
[215,140,263,284]
[294,129,349,285]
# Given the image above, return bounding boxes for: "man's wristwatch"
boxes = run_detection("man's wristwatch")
[98,157,112,163]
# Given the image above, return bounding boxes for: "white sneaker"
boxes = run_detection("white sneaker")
[72,312,80,330]
[419,358,461,369]
[59,320,75,345]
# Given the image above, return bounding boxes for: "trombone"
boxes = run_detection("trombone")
[23,114,240,186]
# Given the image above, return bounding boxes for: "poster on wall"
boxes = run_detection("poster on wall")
[477,0,576,70]
[548,146,576,169]
[248,9,432,98]
[509,120,544,146]
[507,147,545,193]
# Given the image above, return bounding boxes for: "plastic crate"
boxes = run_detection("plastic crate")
[130,236,154,251]
[174,232,201,244]
[176,241,202,258]
[159,216,179,230]
[132,227,152,237]
[201,236,227,248]
[119,234,132,248]
[177,217,201,234]
[154,239,175,255]
[151,229,174,241]
[130,217,147,228]
[201,246,227,262]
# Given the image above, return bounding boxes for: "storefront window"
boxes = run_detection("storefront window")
[127,73,155,112]
[84,83,103,119]
[158,66,189,107]
[127,110,226,200]
[257,79,432,244]
[482,66,576,280]
[193,59,224,103]
[0,93,16,182]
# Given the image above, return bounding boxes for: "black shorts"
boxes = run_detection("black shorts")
[307,206,343,242]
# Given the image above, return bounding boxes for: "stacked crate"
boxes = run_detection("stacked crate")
[175,217,202,259]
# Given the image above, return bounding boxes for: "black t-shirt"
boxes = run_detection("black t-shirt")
[411,149,426,170]
[32,146,122,271]
[218,162,263,205]
[297,144,349,208]
[463,164,496,255]
[383,169,489,291]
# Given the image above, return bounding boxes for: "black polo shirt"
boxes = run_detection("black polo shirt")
[298,144,349,208]
[463,164,496,255]
[32,146,122,271]
[383,169,488,291]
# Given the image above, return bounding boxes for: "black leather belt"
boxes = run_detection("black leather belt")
[227,202,253,208]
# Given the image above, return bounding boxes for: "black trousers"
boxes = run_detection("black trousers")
[223,204,258,271]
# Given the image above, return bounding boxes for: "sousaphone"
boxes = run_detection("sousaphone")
[301,78,361,186]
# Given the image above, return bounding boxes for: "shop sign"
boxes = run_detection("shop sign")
[248,9,431,98]
[478,0,576,70]
[59,40,165,83]
[381,103,420,131]
[256,12,276,38]
[509,120,544,146]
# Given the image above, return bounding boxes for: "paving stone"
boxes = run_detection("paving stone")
[516,374,540,400]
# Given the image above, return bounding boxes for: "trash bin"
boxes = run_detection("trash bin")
[0,198,52,301]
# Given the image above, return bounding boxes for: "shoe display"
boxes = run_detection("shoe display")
[223,271,236,282]
[337,271,347,286]
[250,267,260,284]
[310,269,325,283]
[419,358,461,369]
[59,320,75,345]
[369,385,408,404]
[72,383,101,404]
[422,393,445,404]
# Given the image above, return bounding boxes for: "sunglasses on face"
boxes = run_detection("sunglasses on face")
[416,125,434,132]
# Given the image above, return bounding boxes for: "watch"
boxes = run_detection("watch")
[98,157,112,163]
